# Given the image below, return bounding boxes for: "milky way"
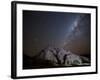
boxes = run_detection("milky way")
[63,15,85,46]
[23,10,90,56]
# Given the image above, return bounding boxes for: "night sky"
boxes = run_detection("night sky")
[23,10,90,56]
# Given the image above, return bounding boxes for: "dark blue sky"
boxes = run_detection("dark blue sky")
[23,10,90,56]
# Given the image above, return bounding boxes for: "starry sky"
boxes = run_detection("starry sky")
[23,10,90,56]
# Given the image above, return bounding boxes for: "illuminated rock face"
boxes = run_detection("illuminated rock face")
[38,47,90,66]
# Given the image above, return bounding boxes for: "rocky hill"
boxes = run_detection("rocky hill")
[23,47,90,69]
